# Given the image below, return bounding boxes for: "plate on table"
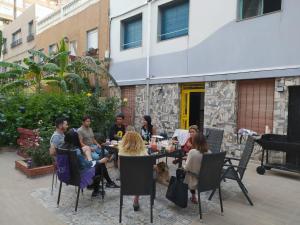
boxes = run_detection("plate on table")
[152,135,164,139]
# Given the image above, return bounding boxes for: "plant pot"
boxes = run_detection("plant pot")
[15,160,54,178]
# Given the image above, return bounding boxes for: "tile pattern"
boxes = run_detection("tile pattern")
[31,163,241,225]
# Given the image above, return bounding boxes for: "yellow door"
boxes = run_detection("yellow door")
[180,83,205,129]
[180,90,190,129]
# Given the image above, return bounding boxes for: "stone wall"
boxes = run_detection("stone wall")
[270,76,300,164]
[134,84,180,137]
[273,77,300,134]
[204,81,243,156]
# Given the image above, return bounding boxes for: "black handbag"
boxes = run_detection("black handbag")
[166,169,188,208]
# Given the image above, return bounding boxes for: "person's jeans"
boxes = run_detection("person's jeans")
[90,144,109,160]
[75,148,93,170]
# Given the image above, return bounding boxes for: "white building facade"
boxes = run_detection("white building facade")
[110,0,300,158]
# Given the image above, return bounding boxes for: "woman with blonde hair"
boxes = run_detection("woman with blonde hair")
[118,131,148,211]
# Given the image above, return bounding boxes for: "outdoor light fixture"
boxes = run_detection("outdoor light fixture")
[276,80,285,92]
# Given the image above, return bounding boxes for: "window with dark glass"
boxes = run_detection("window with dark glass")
[28,20,34,35]
[239,0,282,20]
[122,14,142,50]
[159,0,189,41]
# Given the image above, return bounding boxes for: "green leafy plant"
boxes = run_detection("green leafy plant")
[0,92,88,146]
[0,38,118,96]
[86,95,122,137]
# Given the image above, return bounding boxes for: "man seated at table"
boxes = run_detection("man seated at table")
[77,115,119,188]
[49,117,69,156]
[77,115,109,161]
[109,113,126,141]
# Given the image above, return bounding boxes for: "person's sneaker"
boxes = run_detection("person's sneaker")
[91,160,97,167]
[91,189,105,197]
[106,181,120,188]
[87,184,94,190]
[133,202,140,211]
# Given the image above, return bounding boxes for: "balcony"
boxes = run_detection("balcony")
[36,0,100,34]
[27,34,35,42]
[85,48,99,57]
[11,39,22,48]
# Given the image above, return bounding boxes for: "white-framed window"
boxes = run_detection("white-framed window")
[69,40,77,56]
[239,0,282,20]
[48,43,57,54]
[87,28,98,50]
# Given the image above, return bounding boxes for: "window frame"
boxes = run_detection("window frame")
[69,40,77,56]
[28,20,34,35]
[48,43,57,54]
[237,0,283,21]
[86,28,99,51]
[11,29,22,48]
[121,13,143,51]
[158,0,190,42]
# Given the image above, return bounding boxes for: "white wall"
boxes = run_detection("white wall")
[110,0,300,84]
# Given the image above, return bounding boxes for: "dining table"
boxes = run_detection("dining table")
[101,142,184,168]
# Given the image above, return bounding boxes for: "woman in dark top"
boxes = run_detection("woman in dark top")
[141,115,156,142]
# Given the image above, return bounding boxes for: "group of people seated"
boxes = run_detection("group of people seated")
[49,113,209,210]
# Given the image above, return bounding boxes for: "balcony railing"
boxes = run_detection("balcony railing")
[37,0,99,34]
[85,48,99,57]
[27,34,35,42]
[11,39,22,48]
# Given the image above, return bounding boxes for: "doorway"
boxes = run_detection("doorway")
[288,86,300,142]
[180,83,205,130]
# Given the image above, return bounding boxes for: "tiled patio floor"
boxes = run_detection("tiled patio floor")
[0,148,299,225]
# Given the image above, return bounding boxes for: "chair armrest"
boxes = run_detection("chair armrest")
[223,164,246,170]
[225,156,240,161]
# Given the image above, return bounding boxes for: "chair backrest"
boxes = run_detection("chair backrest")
[56,148,81,186]
[198,152,226,192]
[238,136,255,179]
[119,156,156,195]
[205,128,224,153]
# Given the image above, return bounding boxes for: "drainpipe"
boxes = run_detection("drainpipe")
[145,0,152,115]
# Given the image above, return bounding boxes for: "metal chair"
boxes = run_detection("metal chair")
[51,160,57,195]
[196,152,226,220]
[119,156,156,223]
[204,128,224,153]
[209,136,255,205]
[56,148,95,212]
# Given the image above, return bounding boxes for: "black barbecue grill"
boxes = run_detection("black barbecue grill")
[256,134,300,175]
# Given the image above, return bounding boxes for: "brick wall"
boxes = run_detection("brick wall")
[121,86,136,126]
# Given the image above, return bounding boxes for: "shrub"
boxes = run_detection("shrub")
[0,92,120,147]
[0,93,88,145]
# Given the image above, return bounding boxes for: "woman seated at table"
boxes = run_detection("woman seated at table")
[141,115,156,142]
[173,125,199,164]
[118,131,148,211]
[184,133,210,204]
[182,125,199,153]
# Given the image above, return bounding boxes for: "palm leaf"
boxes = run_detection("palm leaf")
[0,70,24,79]
[28,49,50,62]
[42,63,60,73]
[0,80,26,92]
[60,79,68,92]
[0,61,26,71]
[64,72,86,89]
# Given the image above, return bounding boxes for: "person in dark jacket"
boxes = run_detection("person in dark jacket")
[109,113,126,140]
